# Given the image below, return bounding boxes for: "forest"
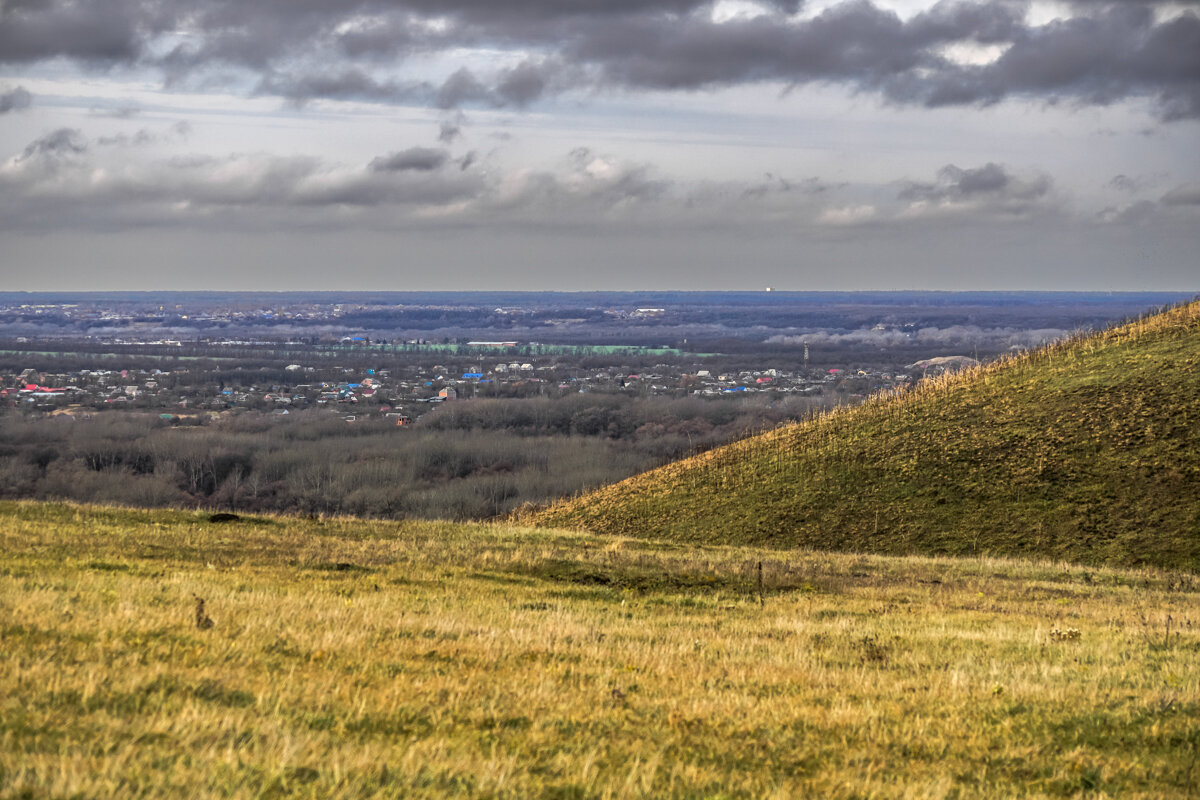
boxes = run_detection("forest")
[0,393,826,519]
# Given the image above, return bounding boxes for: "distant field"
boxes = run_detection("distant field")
[0,349,238,362]
[0,343,710,360]
[2,501,1197,798]
[346,343,706,357]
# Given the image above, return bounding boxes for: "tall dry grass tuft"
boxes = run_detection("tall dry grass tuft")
[194,594,215,629]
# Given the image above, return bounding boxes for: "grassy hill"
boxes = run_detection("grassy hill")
[523,301,1200,571]
[2,501,1198,798]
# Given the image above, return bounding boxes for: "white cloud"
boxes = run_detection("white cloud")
[817,204,877,225]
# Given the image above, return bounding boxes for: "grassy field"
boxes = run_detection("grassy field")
[2,501,1198,798]
[524,301,1200,571]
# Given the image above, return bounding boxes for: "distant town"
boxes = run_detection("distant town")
[3,354,924,424]
[3,290,1190,423]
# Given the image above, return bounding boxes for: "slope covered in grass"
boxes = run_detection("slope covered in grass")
[2,501,1199,798]
[525,301,1200,571]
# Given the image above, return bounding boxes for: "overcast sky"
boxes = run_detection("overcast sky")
[0,0,1197,291]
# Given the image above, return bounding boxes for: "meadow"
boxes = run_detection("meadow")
[2,501,1198,798]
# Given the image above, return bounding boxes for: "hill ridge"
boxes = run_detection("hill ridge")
[522,299,1200,571]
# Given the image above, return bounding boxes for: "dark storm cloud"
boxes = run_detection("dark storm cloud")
[0,0,161,63]
[95,129,157,148]
[1,0,1197,119]
[884,6,1200,120]
[18,128,87,160]
[94,121,190,148]
[899,163,1051,204]
[432,59,578,109]
[370,147,449,172]
[892,162,1059,222]
[256,70,427,105]
[436,69,490,109]
[0,86,32,113]
[566,1,1024,91]
[740,174,833,199]
[438,115,464,143]
[495,59,551,106]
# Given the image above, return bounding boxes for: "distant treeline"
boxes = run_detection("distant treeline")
[0,394,829,519]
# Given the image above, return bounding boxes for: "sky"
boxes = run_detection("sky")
[0,0,1197,291]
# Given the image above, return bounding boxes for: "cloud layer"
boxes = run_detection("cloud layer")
[2,1,1197,291]
[4,124,1194,239]
[1,0,1198,118]
[0,85,32,114]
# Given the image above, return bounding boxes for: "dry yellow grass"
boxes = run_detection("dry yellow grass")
[2,501,1199,798]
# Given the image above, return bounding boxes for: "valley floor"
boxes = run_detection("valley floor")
[1,501,1197,798]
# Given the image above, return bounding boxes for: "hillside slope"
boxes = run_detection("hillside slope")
[524,301,1200,570]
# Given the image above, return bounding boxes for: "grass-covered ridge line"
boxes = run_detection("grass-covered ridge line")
[2,500,1199,798]
[523,300,1200,571]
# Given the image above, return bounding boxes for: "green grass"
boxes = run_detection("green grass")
[524,301,1200,571]
[2,501,1199,798]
